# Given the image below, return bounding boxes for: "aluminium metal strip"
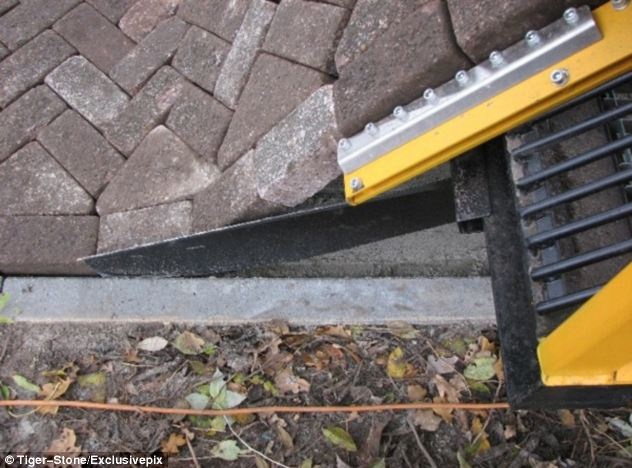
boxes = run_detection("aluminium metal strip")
[338,2,632,205]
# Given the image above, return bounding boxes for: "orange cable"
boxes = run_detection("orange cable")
[0,400,510,416]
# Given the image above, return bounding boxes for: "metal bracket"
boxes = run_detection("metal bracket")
[339,2,632,205]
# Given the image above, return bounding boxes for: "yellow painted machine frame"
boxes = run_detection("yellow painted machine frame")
[344,2,632,205]
[538,262,632,386]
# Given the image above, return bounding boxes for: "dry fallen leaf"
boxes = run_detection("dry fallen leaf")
[137,336,169,352]
[274,368,310,394]
[478,336,495,353]
[412,410,442,432]
[558,409,576,427]
[172,331,205,355]
[161,433,187,455]
[469,417,491,455]
[38,378,72,415]
[432,396,453,422]
[317,325,350,338]
[387,321,418,340]
[427,355,459,375]
[407,384,427,402]
[387,347,414,379]
[493,356,505,383]
[504,424,517,440]
[275,424,294,454]
[433,374,461,403]
[47,428,80,453]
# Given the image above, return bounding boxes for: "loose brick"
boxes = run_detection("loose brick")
[0,85,66,163]
[166,84,232,163]
[254,85,341,207]
[263,0,349,75]
[193,151,281,232]
[0,30,75,108]
[98,201,192,252]
[335,0,425,72]
[172,26,229,93]
[0,142,93,215]
[37,110,125,197]
[45,56,129,129]
[104,66,187,155]
[0,0,80,50]
[119,0,182,43]
[0,0,18,15]
[217,54,330,170]
[97,126,219,214]
[178,0,250,42]
[54,3,135,73]
[447,0,606,63]
[111,17,188,94]
[0,215,98,275]
[333,0,470,136]
[86,0,138,23]
[214,0,276,109]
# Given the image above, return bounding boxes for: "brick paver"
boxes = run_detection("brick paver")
[178,0,250,42]
[0,30,75,108]
[119,0,182,43]
[86,0,138,23]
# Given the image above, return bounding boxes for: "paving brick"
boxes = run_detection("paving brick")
[87,0,138,23]
[0,0,80,50]
[334,0,470,136]
[0,142,94,215]
[214,0,276,109]
[172,26,229,93]
[98,201,192,252]
[166,84,232,163]
[97,126,219,214]
[0,43,7,60]
[178,0,250,42]
[45,56,129,129]
[217,54,330,170]
[119,0,182,43]
[111,17,188,94]
[335,0,425,72]
[0,0,18,15]
[263,0,349,75]
[37,110,125,197]
[104,66,186,155]
[0,31,75,108]
[54,3,135,74]
[193,150,281,232]
[0,215,98,275]
[447,0,606,63]
[0,85,66,163]
[254,85,341,207]
[315,0,356,8]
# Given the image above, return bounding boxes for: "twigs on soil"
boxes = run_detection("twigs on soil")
[406,417,438,468]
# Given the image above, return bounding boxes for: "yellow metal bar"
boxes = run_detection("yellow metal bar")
[537,262,632,386]
[344,2,632,204]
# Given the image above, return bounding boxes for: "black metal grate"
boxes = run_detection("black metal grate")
[508,73,632,320]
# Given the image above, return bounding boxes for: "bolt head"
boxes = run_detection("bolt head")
[563,7,579,24]
[365,122,378,136]
[611,0,629,10]
[350,177,364,192]
[489,51,504,67]
[455,70,469,86]
[423,88,437,102]
[525,30,541,47]
[550,68,570,86]
[393,106,408,120]
[338,138,351,151]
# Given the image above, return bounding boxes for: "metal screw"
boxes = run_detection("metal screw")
[489,51,505,68]
[563,7,579,25]
[338,138,351,152]
[455,70,469,86]
[525,30,541,47]
[423,88,437,102]
[350,177,364,192]
[550,68,570,86]
[393,106,408,120]
[612,0,629,10]
[365,122,379,136]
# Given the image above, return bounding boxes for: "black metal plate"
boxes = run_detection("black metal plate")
[85,184,456,277]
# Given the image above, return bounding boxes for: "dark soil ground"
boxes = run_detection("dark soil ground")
[0,321,630,467]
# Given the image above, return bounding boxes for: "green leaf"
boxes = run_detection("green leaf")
[208,369,246,409]
[188,415,214,428]
[209,369,226,399]
[299,458,313,468]
[464,357,497,381]
[322,426,357,452]
[12,374,41,394]
[0,292,10,311]
[457,450,472,468]
[185,393,209,410]
[1,384,11,400]
[468,381,491,396]
[210,416,227,432]
[202,344,216,356]
[369,459,386,468]
[211,440,246,461]
[77,372,107,403]
[0,315,13,325]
